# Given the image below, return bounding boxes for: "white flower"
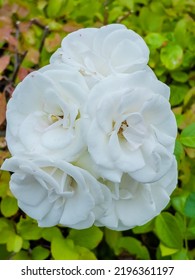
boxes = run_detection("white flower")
[50,24,149,87]
[6,64,89,161]
[1,157,111,229]
[84,69,177,183]
[1,23,178,231]
[96,158,177,231]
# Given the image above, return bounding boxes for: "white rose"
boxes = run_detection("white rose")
[96,158,177,231]
[50,24,149,87]
[6,64,89,161]
[1,157,111,229]
[85,69,177,183]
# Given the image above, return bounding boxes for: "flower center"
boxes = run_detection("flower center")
[50,114,64,123]
[118,120,129,137]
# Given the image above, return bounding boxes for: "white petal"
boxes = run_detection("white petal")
[96,203,119,229]
[109,131,145,172]
[66,27,97,47]
[61,28,97,59]
[93,24,126,55]
[152,126,176,153]
[50,48,64,63]
[75,150,102,179]
[117,89,152,115]
[141,94,174,127]
[102,29,149,61]
[41,127,73,150]
[110,39,147,72]
[124,69,170,100]
[130,145,174,183]
[155,157,178,195]
[18,113,47,153]
[59,188,94,226]
[41,64,89,92]
[38,204,64,227]
[11,72,57,114]
[18,197,52,221]
[69,213,95,230]
[10,173,47,206]
[87,120,112,167]
[96,94,118,133]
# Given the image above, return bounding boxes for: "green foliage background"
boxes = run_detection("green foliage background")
[0,0,195,260]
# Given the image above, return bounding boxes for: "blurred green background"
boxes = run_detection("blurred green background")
[0,0,195,260]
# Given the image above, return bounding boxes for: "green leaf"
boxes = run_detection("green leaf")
[172,0,185,6]
[0,229,14,244]
[7,234,23,253]
[134,0,149,4]
[184,87,195,107]
[68,226,103,250]
[32,246,50,260]
[159,243,179,256]
[0,171,10,198]
[0,196,18,217]
[0,218,15,244]
[150,1,165,14]
[0,245,10,260]
[22,240,30,250]
[154,64,166,77]
[170,84,188,106]
[174,19,187,48]
[47,20,63,31]
[175,213,186,236]
[11,250,31,260]
[116,237,150,260]
[118,0,134,9]
[184,192,195,218]
[37,0,47,10]
[145,33,166,49]
[72,0,102,22]
[161,0,172,7]
[42,227,62,242]
[148,49,160,68]
[174,140,185,163]
[182,51,195,68]
[46,0,68,18]
[108,6,124,23]
[0,217,14,231]
[180,123,195,148]
[172,248,189,260]
[51,237,79,260]
[17,218,43,240]
[76,246,96,260]
[155,212,183,249]
[139,7,164,32]
[133,219,155,234]
[171,71,188,83]
[175,114,184,127]
[160,43,183,70]
[186,218,195,239]
[188,36,195,52]
[105,228,122,251]
[171,191,188,214]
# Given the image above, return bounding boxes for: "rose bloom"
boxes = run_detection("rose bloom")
[1,157,111,229]
[83,69,177,183]
[50,24,149,87]
[96,158,177,230]
[1,22,178,231]
[5,64,89,161]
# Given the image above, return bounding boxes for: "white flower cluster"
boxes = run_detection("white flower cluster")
[1,24,177,230]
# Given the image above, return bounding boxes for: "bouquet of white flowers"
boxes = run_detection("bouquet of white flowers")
[1,24,177,230]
